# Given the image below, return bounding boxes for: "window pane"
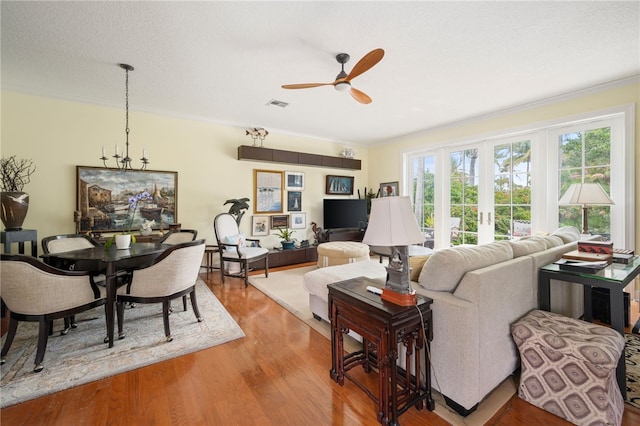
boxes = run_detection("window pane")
[493,140,531,239]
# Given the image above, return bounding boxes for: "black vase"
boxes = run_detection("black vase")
[1,191,30,231]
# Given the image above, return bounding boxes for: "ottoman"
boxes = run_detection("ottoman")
[511,310,625,426]
[316,241,370,268]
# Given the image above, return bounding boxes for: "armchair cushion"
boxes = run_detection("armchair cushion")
[223,233,246,251]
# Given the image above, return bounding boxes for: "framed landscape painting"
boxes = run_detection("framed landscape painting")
[76,166,177,233]
[254,169,283,213]
[290,212,306,229]
[270,214,289,229]
[326,175,354,195]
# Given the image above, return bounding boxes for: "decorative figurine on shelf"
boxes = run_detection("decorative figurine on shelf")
[311,222,322,244]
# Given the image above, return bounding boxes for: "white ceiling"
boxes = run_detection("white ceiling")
[2,1,639,146]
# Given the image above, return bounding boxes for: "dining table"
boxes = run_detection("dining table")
[41,242,170,347]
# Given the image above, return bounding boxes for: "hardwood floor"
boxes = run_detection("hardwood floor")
[2,265,640,425]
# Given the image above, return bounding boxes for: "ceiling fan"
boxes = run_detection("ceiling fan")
[281,48,384,104]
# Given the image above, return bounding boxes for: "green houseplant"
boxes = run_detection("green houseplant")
[0,156,36,230]
[275,227,296,250]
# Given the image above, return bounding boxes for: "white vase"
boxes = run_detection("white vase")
[140,227,152,236]
[115,234,132,249]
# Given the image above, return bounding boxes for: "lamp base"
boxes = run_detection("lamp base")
[381,288,418,306]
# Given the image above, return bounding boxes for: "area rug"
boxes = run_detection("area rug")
[248,266,516,426]
[0,280,244,408]
[626,333,640,410]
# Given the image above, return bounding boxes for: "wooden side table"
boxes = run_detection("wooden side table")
[328,277,434,426]
[1,229,37,257]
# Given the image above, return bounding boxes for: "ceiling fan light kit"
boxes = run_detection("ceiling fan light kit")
[281,48,384,104]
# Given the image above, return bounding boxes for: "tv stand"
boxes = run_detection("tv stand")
[320,229,365,243]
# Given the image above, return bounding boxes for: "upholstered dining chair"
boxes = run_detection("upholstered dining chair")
[41,233,105,333]
[213,213,269,287]
[0,254,107,372]
[158,229,198,311]
[159,229,198,245]
[115,239,206,342]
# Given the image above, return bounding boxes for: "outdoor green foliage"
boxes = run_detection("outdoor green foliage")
[558,127,611,235]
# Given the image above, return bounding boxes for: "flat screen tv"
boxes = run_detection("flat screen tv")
[323,199,368,230]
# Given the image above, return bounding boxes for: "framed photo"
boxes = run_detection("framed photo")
[270,214,289,230]
[287,191,302,211]
[254,169,283,213]
[251,215,269,236]
[285,171,304,191]
[76,166,177,233]
[380,181,399,197]
[326,175,354,195]
[290,212,306,229]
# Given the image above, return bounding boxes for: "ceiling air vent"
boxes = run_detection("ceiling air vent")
[266,99,289,108]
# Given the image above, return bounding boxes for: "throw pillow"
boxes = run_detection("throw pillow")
[223,233,246,251]
[551,226,581,243]
[409,255,430,282]
[417,242,513,292]
[507,238,547,258]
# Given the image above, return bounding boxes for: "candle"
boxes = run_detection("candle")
[102,145,106,158]
[143,146,147,158]
[115,145,119,156]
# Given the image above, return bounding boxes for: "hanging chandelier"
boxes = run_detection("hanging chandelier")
[101,64,149,170]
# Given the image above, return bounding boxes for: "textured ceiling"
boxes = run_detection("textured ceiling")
[2,1,639,145]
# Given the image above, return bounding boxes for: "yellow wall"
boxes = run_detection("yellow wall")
[368,79,640,250]
[0,92,369,249]
[2,80,638,252]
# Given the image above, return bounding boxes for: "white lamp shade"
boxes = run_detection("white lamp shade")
[363,196,424,246]
[558,183,614,205]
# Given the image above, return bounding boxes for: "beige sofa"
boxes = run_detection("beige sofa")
[302,226,583,416]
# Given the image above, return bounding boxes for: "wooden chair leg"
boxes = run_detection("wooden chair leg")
[162,300,172,342]
[34,317,50,372]
[243,260,249,287]
[182,295,188,312]
[189,288,203,322]
[117,301,126,339]
[1,317,19,363]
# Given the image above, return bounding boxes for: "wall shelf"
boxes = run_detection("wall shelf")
[237,145,361,170]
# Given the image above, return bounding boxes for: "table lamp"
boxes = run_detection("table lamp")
[558,183,614,234]
[363,196,424,306]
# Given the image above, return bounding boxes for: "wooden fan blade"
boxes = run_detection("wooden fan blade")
[349,87,372,104]
[281,82,334,89]
[345,48,384,82]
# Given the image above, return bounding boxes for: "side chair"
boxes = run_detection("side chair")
[214,213,268,287]
[0,254,107,372]
[41,233,105,333]
[159,229,198,245]
[115,239,206,342]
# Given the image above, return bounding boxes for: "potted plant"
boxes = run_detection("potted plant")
[275,227,296,250]
[0,156,36,230]
[105,191,152,249]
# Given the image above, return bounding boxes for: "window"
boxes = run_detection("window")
[405,106,633,249]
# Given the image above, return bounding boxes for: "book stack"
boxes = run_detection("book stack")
[554,258,608,273]
[562,249,612,264]
[613,248,635,264]
[577,240,613,255]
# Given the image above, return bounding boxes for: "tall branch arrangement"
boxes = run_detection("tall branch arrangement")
[0,156,36,191]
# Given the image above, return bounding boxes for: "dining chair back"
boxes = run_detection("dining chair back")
[214,213,269,286]
[116,239,206,342]
[159,229,198,245]
[0,254,106,372]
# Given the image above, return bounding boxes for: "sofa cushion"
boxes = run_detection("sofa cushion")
[417,242,513,292]
[409,255,430,282]
[507,238,547,258]
[551,226,581,243]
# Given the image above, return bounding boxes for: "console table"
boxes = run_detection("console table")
[329,277,434,425]
[267,245,317,268]
[1,229,37,257]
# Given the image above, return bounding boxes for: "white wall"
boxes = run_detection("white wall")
[0,92,369,249]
